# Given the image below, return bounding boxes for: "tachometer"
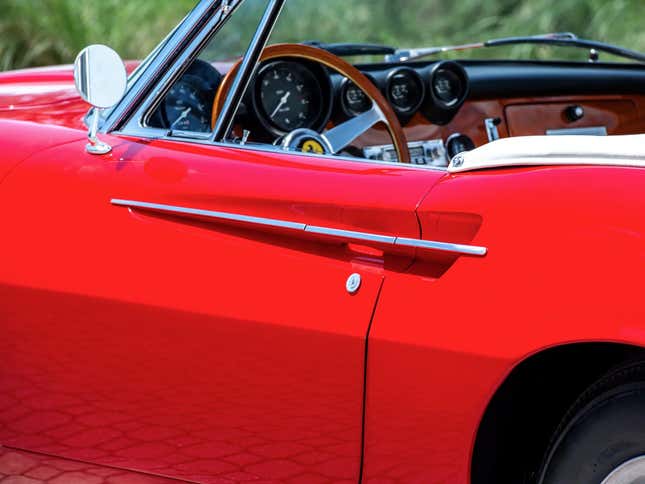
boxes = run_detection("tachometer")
[255,60,324,134]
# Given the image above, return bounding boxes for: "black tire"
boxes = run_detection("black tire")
[538,361,645,484]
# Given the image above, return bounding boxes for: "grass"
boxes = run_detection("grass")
[1,0,644,71]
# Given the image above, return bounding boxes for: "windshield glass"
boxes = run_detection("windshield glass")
[203,0,644,63]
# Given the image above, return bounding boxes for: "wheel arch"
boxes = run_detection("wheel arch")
[471,342,645,484]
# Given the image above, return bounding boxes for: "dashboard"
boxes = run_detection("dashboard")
[240,59,469,144]
[150,53,645,166]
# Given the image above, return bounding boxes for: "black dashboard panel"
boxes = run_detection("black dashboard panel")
[461,61,645,99]
[359,59,645,100]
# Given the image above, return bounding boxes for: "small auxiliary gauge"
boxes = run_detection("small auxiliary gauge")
[341,80,372,116]
[386,68,425,115]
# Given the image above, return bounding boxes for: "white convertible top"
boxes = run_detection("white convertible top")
[447,135,645,173]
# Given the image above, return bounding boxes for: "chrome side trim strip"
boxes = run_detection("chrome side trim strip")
[394,237,487,257]
[111,199,487,257]
[110,199,306,231]
[305,226,397,245]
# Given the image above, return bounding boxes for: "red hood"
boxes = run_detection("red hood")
[0,62,139,130]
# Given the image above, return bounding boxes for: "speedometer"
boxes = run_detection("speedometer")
[255,61,324,133]
[164,78,211,132]
[150,59,221,133]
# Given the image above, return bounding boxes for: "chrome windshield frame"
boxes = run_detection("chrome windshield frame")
[100,0,242,134]
[98,0,447,171]
[211,0,285,141]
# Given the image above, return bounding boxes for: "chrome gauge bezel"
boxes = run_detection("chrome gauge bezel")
[427,61,469,110]
[338,75,376,118]
[384,67,426,116]
[423,61,470,125]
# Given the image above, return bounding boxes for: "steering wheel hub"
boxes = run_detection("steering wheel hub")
[281,129,333,155]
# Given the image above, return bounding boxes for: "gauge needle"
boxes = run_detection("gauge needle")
[271,91,291,118]
[170,107,192,130]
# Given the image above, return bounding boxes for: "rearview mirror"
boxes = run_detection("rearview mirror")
[73,44,127,154]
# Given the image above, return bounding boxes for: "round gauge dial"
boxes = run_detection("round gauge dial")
[257,61,323,133]
[341,80,372,116]
[423,61,469,124]
[432,69,463,107]
[446,133,475,159]
[164,77,212,132]
[386,69,424,114]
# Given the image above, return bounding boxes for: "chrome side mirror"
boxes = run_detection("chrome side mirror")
[73,45,127,155]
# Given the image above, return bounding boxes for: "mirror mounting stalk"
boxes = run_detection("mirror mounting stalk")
[86,108,113,155]
[73,44,127,155]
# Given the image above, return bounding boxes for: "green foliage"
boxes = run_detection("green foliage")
[269,0,645,62]
[1,0,644,71]
[0,0,195,70]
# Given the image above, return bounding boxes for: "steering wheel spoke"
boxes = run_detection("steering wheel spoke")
[322,104,384,154]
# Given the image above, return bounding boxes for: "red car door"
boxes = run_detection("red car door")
[0,134,443,483]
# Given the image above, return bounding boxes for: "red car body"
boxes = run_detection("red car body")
[0,63,644,484]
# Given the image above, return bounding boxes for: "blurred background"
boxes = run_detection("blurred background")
[1,0,644,71]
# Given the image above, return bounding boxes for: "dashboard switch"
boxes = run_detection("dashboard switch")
[565,105,585,122]
[484,117,501,142]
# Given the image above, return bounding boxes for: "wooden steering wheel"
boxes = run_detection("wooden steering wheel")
[211,43,410,163]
